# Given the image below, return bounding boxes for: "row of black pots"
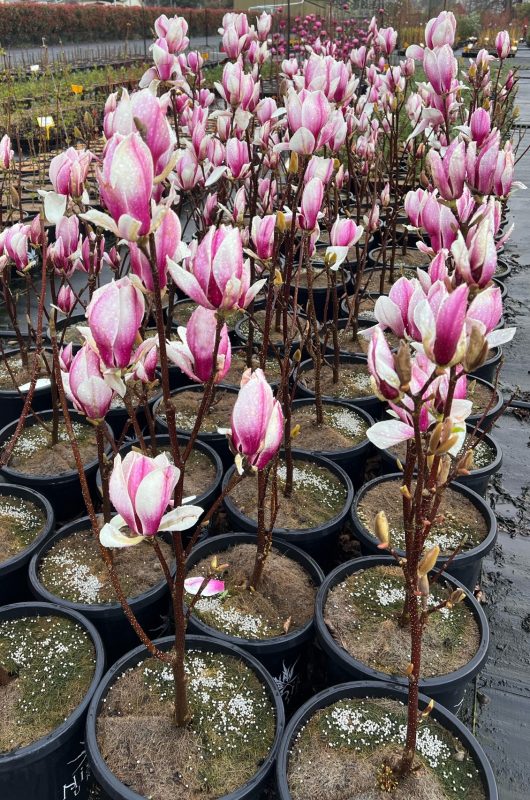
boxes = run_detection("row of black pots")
[0,557,496,799]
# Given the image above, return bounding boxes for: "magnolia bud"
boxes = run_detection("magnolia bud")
[428,423,443,455]
[405,662,414,676]
[276,211,287,232]
[395,341,412,389]
[418,545,440,577]
[288,152,298,174]
[421,698,435,717]
[290,424,301,439]
[273,268,283,286]
[464,324,489,373]
[374,510,390,548]
[449,589,466,605]
[292,348,302,363]
[436,455,451,487]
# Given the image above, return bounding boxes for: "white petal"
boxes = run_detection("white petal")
[99,519,144,548]
[158,504,203,531]
[366,419,415,450]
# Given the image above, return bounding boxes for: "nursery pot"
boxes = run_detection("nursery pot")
[290,267,351,322]
[339,292,382,323]
[0,411,113,521]
[28,517,174,664]
[366,245,429,273]
[153,384,238,470]
[0,484,54,605]
[95,434,223,526]
[275,680,498,800]
[186,532,324,708]
[296,354,383,420]
[0,346,53,425]
[222,450,353,564]
[219,346,284,392]
[350,474,497,590]
[0,601,105,800]
[467,376,504,430]
[45,312,86,354]
[469,346,502,384]
[380,424,502,498]
[290,398,373,487]
[314,555,489,715]
[85,634,285,800]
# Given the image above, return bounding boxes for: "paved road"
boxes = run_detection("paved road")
[1,35,222,68]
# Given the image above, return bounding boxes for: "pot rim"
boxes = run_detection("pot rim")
[0,410,113,486]
[275,680,498,800]
[315,554,489,692]
[0,483,55,576]
[350,473,497,567]
[223,449,354,538]
[291,397,374,458]
[185,531,324,653]
[0,601,105,770]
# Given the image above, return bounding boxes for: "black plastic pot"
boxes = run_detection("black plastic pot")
[380,424,502,498]
[0,484,55,605]
[0,347,53,425]
[350,474,497,590]
[470,346,502,384]
[223,450,353,563]
[0,601,105,800]
[219,346,283,392]
[186,532,324,708]
[153,384,238,469]
[322,318,380,359]
[367,245,429,272]
[0,411,113,521]
[495,258,511,281]
[340,292,382,323]
[233,310,308,359]
[492,277,507,300]
[28,517,175,664]
[296,354,383,420]
[104,386,162,441]
[467,376,504,429]
[290,398,373,487]
[290,269,351,322]
[95,434,223,524]
[85,634,285,800]
[275,680,498,800]
[315,555,489,715]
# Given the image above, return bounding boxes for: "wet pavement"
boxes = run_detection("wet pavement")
[468,45,530,800]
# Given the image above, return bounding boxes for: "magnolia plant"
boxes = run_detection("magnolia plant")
[0,4,522,777]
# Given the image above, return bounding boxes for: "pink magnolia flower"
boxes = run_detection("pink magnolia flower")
[423,44,457,95]
[56,285,76,314]
[226,138,251,180]
[425,11,456,49]
[174,148,203,191]
[0,222,31,271]
[469,108,491,146]
[419,193,458,252]
[129,209,184,293]
[86,277,145,370]
[451,206,497,288]
[73,232,105,275]
[298,178,324,231]
[167,306,231,384]
[63,344,113,421]
[216,60,259,109]
[103,88,175,179]
[305,156,335,185]
[168,225,265,312]
[466,131,500,196]
[127,338,158,384]
[414,282,469,367]
[251,215,276,261]
[257,11,272,41]
[0,134,14,170]
[467,285,516,348]
[374,276,424,340]
[367,326,402,402]
[59,343,73,372]
[154,14,189,53]
[229,368,284,473]
[99,451,203,548]
[428,139,466,201]
[495,31,511,60]
[284,88,336,154]
[83,133,154,241]
[48,215,79,275]
[49,147,92,197]
[326,217,364,269]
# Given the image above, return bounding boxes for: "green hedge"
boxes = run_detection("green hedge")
[0,4,229,48]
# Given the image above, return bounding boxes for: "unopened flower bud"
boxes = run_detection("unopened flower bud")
[421,698,435,717]
[428,422,443,455]
[291,424,301,439]
[395,341,412,389]
[288,152,299,174]
[436,455,451,487]
[418,545,440,577]
[449,589,466,605]
[374,510,390,548]
[464,324,489,373]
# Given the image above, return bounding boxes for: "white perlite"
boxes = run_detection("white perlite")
[193,596,271,638]
[43,551,103,604]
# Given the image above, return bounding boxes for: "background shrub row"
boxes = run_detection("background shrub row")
[0,4,230,48]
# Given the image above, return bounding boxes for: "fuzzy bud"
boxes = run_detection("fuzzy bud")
[374,510,390,549]
[395,341,412,389]
[418,545,440,577]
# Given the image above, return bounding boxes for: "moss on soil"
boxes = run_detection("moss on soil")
[0,614,95,752]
